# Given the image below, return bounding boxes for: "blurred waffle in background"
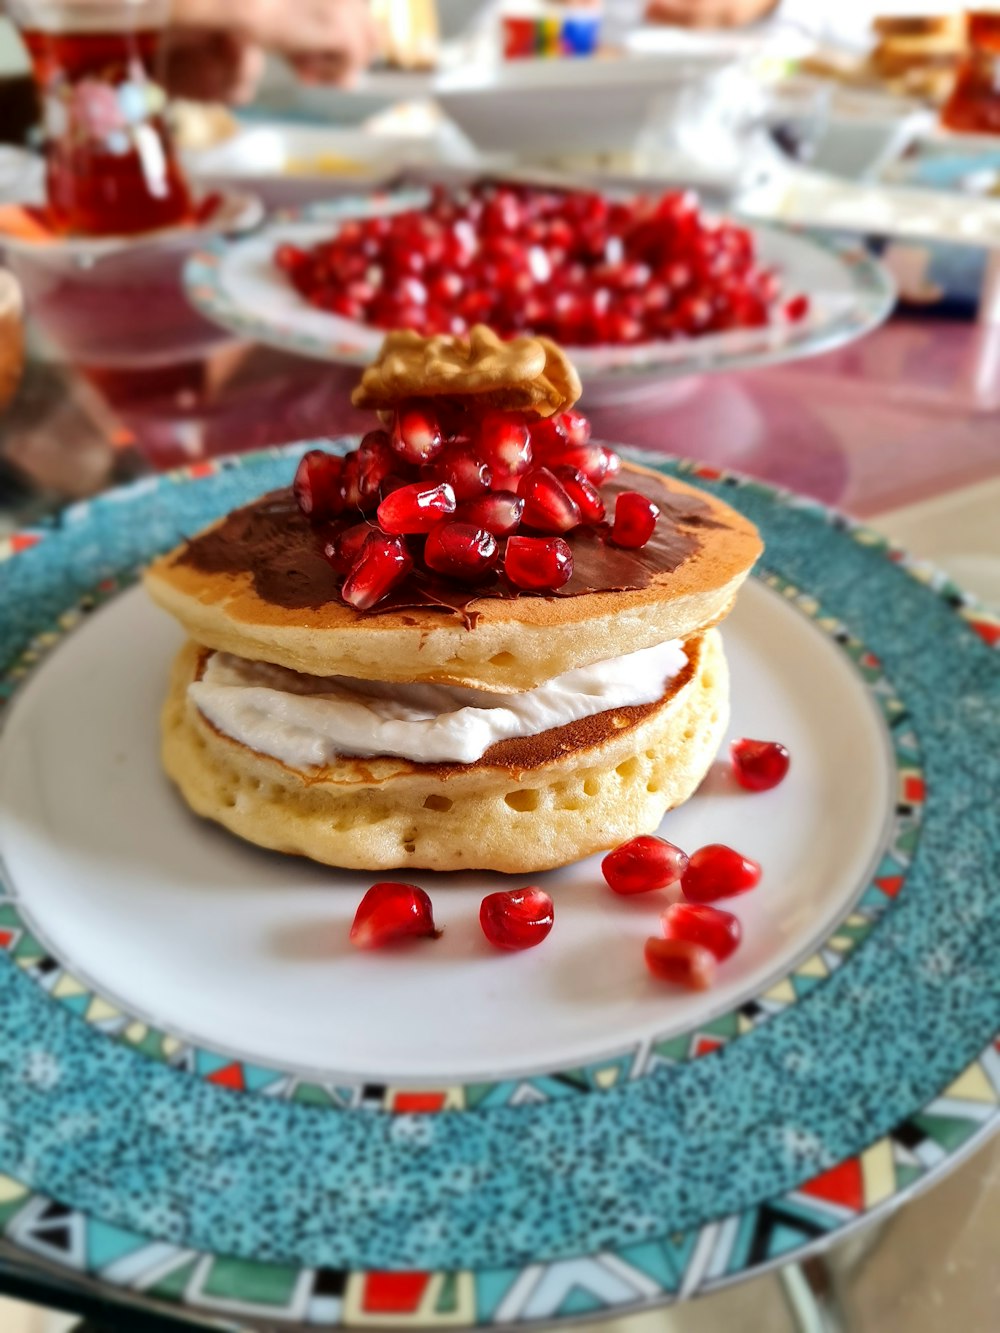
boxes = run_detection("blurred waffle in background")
[803,13,967,105]
[870,13,966,102]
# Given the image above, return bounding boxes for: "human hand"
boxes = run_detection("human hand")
[644,0,778,27]
[173,0,380,85]
[164,30,266,105]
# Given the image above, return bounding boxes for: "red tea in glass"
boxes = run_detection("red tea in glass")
[10,0,192,236]
[942,10,1000,134]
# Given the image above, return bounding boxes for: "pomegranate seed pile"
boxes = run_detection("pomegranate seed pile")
[275,184,810,346]
[344,738,790,982]
[294,402,656,608]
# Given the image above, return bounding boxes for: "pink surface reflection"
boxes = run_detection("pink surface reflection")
[17,316,1000,520]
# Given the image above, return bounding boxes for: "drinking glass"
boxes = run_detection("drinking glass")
[8,0,192,236]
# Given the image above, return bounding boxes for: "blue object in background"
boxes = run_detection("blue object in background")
[562,14,602,56]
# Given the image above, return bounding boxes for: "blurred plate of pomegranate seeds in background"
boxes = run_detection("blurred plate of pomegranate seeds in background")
[0,444,996,1329]
[183,188,895,405]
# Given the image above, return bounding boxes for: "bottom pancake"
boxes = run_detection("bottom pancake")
[161,630,728,873]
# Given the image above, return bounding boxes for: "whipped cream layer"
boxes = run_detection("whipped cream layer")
[190,639,688,768]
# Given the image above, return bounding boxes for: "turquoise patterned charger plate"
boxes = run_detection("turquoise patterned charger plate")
[182,193,894,393]
[0,445,996,1330]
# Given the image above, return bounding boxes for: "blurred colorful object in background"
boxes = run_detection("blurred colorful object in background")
[501,1,602,60]
[943,10,1000,134]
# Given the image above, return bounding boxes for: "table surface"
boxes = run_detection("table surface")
[0,302,997,1332]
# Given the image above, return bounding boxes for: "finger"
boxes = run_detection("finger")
[230,43,267,104]
[163,30,250,102]
[645,0,769,26]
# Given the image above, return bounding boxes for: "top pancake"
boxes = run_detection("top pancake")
[145,460,762,692]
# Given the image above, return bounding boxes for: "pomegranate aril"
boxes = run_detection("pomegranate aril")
[644,937,716,991]
[337,452,366,511]
[610,491,660,549]
[601,447,622,480]
[661,902,741,962]
[477,412,532,482]
[553,467,606,524]
[550,443,617,485]
[504,535,573,591]
[435,450,492,501]
[558,407,591,446]
[323,521,373,572]
[784,294,810,322]
[350,882,440,949]
[458,490,524,537]
[602,835,689,895]
[391,403,444,465]
[730,738,791,792]
[424,521,499,581]
[528,414,568,456]
[519,467,581,534]
[341,533,412,610]
[357,430,397,498]
[682,844,761,903]
[480,887,554,951]
[293,450,343,520]
[377,481,456,535]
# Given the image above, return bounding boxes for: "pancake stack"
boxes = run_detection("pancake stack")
[146,328,762,873]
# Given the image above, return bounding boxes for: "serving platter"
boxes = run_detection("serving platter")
[0,444,996,1329]
[183,192,895,403]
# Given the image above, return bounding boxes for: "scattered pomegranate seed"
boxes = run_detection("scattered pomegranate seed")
[730,738,791,792]
[480,887,554,951]
[661,902,741,961]
[322,521,372,572]
[602,835,689,895]
[458,490,524,537]
[681,844,761,903]
[644,937,716,990]
[519,467,581,533]
[424,522,499,582]
[350,882,441,949]
[391,403,444,465]
[341,533,413,610]
[553,466,606,524]
[504,535,573,591]
[434,450,492,501]
[784,294,810,322]
[377,481,456,535]
[477,413,532,483]
[610,491,660,549]
[293,450,343,520]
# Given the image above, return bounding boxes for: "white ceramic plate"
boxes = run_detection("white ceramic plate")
[0,577,889,1086]
[184,192,895,404]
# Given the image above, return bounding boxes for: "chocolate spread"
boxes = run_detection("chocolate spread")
[176,470,728,623]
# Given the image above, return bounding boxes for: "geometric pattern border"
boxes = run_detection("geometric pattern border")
[0,446,997,1327]
[0,459,927,1111]
[0,1036,995,1327]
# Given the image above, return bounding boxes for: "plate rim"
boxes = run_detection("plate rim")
[0,444,996,1328]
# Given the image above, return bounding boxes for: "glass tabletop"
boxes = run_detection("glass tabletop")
[0,298,997,1332]
[2,311,999,529]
